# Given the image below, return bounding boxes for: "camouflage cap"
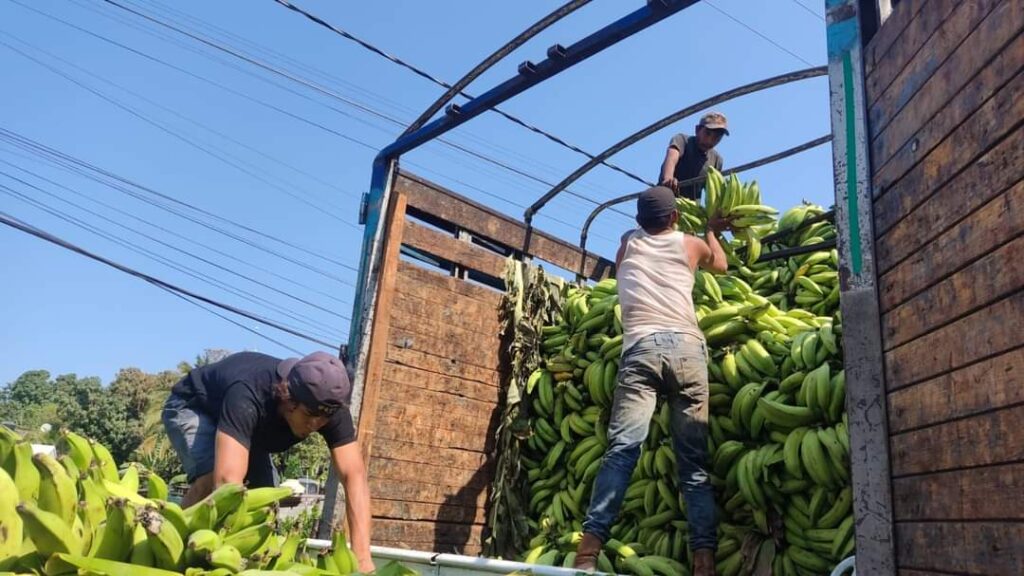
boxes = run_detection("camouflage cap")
[699,112,729,136]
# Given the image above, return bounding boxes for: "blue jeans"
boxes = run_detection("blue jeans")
[582,332,716,551]
[161,391,279,487]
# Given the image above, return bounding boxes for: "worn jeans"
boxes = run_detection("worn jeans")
[582,332,716,551]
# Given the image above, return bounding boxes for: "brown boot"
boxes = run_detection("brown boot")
[692,548,716,576]
[572,533,603,572]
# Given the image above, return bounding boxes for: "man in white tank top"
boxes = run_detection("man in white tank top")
[574,186,729,575]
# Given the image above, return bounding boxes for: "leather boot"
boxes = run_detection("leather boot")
[693,548,716,576]
[572,532,603,572]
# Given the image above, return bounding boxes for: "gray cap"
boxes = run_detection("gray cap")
[277,351,350,417]
[637,185,677,224]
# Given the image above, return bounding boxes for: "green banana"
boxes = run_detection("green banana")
[18,500,82,556]
[33,452,78,524]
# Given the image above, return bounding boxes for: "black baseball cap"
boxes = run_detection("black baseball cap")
[637,185,677,227]
[277,351,350,417]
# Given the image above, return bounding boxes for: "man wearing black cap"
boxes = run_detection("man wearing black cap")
[573,186,728,575]
[659,111,729,200]
[162,350,373,571]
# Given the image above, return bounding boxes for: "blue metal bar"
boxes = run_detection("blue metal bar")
[402,0,593,135]
[381,0,700,160]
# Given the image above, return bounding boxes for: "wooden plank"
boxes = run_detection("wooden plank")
[866,0,958,108]
[397,261,501,306]
[893,462,1024,521]
[879,180,1024,311]
[388,326,502,373]
[385,347,501,388]
[873,32,1024,192]
[369,477,489,508]
[379,382,497,423]
[895,522,1024,575]
[890,403,1024,477]
[373,498,487,525]
[396,172,614,280]
[391,287,500,338]
[885,290,1024,388]
[388,314,501,370]
[381,362,500,403]
[402,219,506,279]
[864,0,930,81]
[373,419,496,453]
[888,347,1024,432]
[369,458,493,491]
[874,67,1024,239]
[356,192,407,466]
[371,438,490,471]
[874,124,1024,265]
[373,519,486,547]
[882,235,1024,349]
[375,401,498,439]
[868,0,1005,147]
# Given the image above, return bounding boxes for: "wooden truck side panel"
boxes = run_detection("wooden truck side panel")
[863,0,1024,573]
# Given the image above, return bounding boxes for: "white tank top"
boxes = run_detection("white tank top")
[617,228,704,353]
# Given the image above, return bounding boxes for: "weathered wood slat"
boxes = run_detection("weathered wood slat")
[895,522,1024,575]
[397,261,501,306]
[873,33,1024,193]
[371,438,490,472]
[869,0,1007,149]
[369,477,489,508]
[388,310,502,370]
[379,381,498,421]
[384,347,501,388]
[373,498,487,525]
[874,124,1024,265]
[391,286,500,337]
[369,457,493,490]
[396,172,614,280]
[892,462,1024,521]
[865,0,958,109]
[375,401,498,439]
[373,519,486,547]
[887,347,1024,431]
[884,289,1024,388]
[388,326,502,373]
[882,235,1024,349]
[874,68,1024,240]
[381,362,500,403]
[373,418,497,453]
[402,219,506,279]
[879,180,1024,312]
[890,403,1024,477]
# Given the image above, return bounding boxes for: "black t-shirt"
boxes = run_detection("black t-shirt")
[171,351,355,452]
[669,134,724,200]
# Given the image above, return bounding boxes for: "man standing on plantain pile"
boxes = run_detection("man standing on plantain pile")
[574,186,729,575]
[162,351,375,572]
[659,112,728,200]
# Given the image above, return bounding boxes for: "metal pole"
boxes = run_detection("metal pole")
[526,67,828,223]
[825,0,896,573]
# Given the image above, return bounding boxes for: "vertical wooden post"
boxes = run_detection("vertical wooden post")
[825,1,896,574]
[317,191,407,537]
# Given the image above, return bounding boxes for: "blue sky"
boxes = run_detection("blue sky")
[0,0,833,385]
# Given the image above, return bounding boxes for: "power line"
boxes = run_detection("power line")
[788,0,825,20]
[703,1,817,67]
[0,155,351,308]
[0,127,360,281]
[0,210,341,350]
[268,0,653,188]
[0,32,361,230]
[0,184,342,342]
[0,166,351,323]
[95,0,639,217]
[6,1,618,234]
